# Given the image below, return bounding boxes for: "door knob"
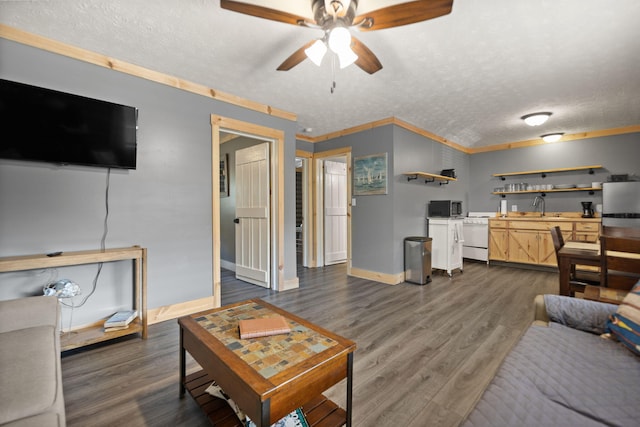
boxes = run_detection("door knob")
[234,218,240,224]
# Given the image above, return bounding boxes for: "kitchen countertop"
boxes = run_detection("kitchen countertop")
[489,213,601,222]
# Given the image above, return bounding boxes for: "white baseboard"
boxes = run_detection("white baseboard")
[281,276,299,291]
[220,259,236,272]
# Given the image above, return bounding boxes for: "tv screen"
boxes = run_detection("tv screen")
[0,78,137,169]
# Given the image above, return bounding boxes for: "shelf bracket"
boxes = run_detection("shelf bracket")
[541,173,547,178]
[424,177,435,184]
[589,168,595,174]
[439,180,449,185]
[589,190,594,195]
[499,176,505,181]
[406,174,418,182]
[501,194,506,198]
[541,192,546,197]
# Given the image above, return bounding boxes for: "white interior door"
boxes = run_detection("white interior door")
[324,160,347,265]
[235,143,270,288]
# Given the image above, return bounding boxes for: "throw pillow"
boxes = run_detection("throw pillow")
[604,280,640,356]
[246,408,309,427]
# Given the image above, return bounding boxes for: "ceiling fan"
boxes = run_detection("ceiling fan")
[220,0,454,74]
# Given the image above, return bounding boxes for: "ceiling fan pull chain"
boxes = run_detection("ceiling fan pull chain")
[331,54,336,94]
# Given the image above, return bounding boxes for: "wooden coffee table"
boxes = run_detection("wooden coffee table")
[178,299,356,427]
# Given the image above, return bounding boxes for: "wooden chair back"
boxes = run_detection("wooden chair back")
[600,232,640,290]
[550,226,564,255]
[550,226,600,294]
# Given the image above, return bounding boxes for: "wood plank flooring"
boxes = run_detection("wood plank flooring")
[61,261,557,427]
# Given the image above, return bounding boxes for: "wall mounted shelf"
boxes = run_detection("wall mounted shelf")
[492,187,602,198]
[492,165,604,197]
[493,165,602,180]
[404,171,457,185]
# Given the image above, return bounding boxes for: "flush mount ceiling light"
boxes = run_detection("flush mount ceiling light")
[521,112,552,126]
[541,133,564,143]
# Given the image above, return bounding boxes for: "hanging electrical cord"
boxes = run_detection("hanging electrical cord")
[60,168,111,308]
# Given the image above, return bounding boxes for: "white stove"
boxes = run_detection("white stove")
[462,212,493,262]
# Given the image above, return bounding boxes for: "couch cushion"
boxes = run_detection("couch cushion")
[605,281,640,356]
[2,412,62,427]
[0,326,59,425]
[463,322,640,427]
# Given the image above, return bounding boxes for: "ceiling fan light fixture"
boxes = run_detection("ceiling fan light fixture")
[305,39,327,66]
[328,26,358,68]
[328,26,352,54]
[336,47,358,68]
[541,133,564,143]
[521,112,552,126]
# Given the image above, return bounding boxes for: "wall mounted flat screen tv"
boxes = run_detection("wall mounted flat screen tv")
[0,78,137,169]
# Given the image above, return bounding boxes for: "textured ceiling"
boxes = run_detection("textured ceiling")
[1,0,639,148]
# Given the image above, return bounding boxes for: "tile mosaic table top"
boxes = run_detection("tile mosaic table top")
[194,302,338,378]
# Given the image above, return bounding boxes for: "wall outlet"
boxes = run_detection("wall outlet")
[352,198,356,207]
[511,205,518,212]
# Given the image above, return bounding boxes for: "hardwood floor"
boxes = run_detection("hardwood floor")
[61,261,558,426]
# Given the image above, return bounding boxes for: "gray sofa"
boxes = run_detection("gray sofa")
[0,296,66,427]
[463,294,640,427]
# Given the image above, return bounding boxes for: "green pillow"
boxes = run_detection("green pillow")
[605,280,640,356]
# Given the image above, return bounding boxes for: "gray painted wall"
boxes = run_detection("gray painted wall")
[0,38,298,327]
[310,125,471,276]
[468,134,640,213]
[313,126,396,274]
[392,126,469,272]
[296,139,314,153]
[298,127,638,279]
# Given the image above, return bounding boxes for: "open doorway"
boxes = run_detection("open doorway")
[211,115,285,308]
[295,150,313,268]
[221,139,271,288]
[314,148,352,272]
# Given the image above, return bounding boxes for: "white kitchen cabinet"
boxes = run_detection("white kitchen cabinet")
[428,218,464,276]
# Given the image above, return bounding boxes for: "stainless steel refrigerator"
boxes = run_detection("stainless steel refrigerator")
[602,182,640,228]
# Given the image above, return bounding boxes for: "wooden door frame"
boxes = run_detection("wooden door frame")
[211,115,285,307]
[296,150,313,268]
[312,147,352,273]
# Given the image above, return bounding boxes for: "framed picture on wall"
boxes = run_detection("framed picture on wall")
[220,153,229,197]
[354,152,388,195]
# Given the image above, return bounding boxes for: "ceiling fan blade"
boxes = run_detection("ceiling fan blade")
[351,37,383,74]
[355,0,453,31]
[277,40,316,71]
[220,0,312,26]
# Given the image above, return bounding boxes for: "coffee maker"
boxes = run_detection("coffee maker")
[581,201,594,218]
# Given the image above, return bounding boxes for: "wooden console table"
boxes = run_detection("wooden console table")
[179,299,356,427]
[0,246,147,351]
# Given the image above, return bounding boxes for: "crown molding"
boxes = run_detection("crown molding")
[0,24,296,122]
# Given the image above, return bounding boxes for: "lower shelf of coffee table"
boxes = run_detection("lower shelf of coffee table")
[185,370,346,427]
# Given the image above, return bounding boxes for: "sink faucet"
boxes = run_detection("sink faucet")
[532,196,545,216]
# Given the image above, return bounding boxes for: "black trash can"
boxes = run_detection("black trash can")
[404,236,433,285]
